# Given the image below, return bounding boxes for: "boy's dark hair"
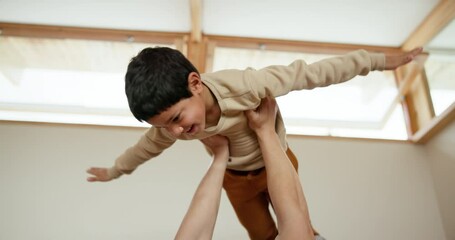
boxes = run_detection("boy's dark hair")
[125,47,199,122]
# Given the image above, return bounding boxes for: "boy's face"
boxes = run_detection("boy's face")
[147,73,206,137]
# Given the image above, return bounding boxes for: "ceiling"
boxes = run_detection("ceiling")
[0,0,452,49]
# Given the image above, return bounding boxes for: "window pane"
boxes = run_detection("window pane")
[0,36,173,127]
[424,52,455,116]
[212,47,407,140]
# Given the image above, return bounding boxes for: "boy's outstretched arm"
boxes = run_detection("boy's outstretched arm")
[384,47,423,70]
[86,128,177,182]
[245,97,314,240]
[174,135,229,240]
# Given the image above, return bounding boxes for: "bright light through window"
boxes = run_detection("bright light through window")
[0,36,173,127]
[424,52,455,116]
[0,36,411,140]
[212,47,408,140]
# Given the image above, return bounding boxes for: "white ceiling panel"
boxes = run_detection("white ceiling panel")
[427,19,455,50]
[0,0,191,32]
[203,0,440,46]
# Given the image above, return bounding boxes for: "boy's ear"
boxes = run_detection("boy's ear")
[187,72,203,93]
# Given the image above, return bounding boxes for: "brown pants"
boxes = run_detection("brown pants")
[223,148,299,240]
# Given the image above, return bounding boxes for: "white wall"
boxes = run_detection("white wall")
[425,120,455,240]
[0,121,447,240]
[287,135,445,240]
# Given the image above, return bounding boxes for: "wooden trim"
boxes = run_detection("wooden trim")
[286,133,410,144]
[404,94,420,135]
[400,93,415,138]
[402,0,455,50]
[0,22,186,44]
[206,34,403,55]
[0,119,148,131]
[411,102,455,144]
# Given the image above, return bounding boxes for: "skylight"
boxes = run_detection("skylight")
[0,36,172,127]
[0,36,411,140]
[424,51,455,116]
[211,47,408,140]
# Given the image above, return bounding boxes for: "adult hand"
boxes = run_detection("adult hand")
[244,97,278,134]
[200,135,229,163]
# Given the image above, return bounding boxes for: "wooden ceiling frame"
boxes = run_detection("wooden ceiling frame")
[398,0,455,144]
[0,0,453,143]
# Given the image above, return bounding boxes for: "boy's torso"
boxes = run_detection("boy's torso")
[169,72,288,171]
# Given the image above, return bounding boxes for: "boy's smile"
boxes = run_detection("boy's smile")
[147,94,206,137]
[147,72,210,137]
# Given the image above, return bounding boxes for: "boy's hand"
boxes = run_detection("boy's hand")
[245,97,278,134]
[384,47,423,70]
[200,135,229,161]
[86,167,111,182]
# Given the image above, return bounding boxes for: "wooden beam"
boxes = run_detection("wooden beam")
[187,0,203,68]
[0,22,186,44]
[402,0,455,50]
[396,63,435,137]
[411,102,455,143]
[190,0,202,42]
[207,34,403,55]
[187,36,208,73]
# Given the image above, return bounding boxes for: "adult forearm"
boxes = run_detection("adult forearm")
[175,151,228,240]
[256,130,313,239]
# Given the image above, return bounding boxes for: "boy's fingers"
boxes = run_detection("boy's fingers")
[86,168,98,175]
[87,176,100,182]
[405,47,423,63]
[411,47,423,56]
[87,167,105,177]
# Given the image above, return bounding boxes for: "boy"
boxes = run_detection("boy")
[87,46,422,239]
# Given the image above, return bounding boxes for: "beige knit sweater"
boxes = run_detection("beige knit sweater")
[108,50,385,179]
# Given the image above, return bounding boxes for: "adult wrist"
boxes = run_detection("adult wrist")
[255,128,277,140]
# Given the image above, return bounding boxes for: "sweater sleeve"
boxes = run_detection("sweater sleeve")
[249,49,385,98]
[107,127,177,179]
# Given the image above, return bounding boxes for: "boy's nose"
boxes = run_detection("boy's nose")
[167,125,184,136]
